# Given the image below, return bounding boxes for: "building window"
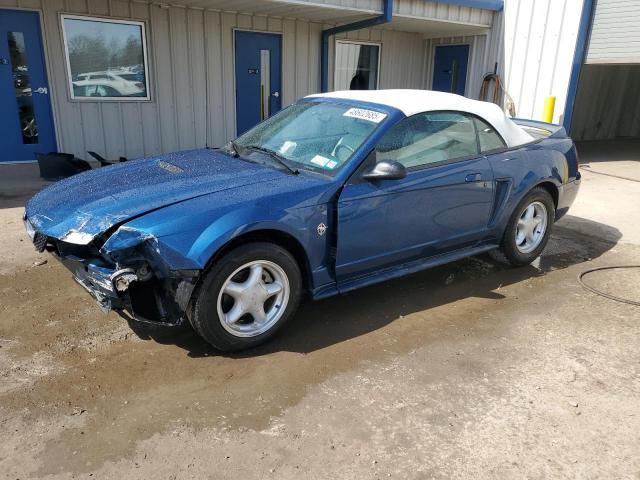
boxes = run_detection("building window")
[61,15,150,100]
[334,41,380,91]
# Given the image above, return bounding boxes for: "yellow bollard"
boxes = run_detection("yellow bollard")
[543,96,556,123]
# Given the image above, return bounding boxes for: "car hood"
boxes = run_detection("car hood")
[25,149,284,244]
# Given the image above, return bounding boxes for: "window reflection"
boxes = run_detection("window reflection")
[62,16,148,99]
[8,32,38,144]
[334,42,380,91]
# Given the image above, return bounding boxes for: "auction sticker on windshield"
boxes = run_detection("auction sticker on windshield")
[310,155,338,169]
[343,108,387,123]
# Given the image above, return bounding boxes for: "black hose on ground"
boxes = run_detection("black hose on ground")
[580,165,640,183]
[578,266,640,306]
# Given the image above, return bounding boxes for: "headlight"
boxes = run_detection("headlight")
[61,229,95,245]
[24,216,36,241]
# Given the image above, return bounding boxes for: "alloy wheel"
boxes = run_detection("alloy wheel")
[216,260,290,337]
[515,201,548,254]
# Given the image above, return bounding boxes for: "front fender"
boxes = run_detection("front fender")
[187,213,315,269]
[110,172,335,273]
[118,198,331,277]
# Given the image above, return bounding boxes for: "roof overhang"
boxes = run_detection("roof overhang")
[430,0,503,11]
[385,15,490,36]
[154,0,501,22]
[150,0,380,23]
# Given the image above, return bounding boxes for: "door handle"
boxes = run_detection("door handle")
[272,91,280,98]
[33,87,48,94]
[465,173,482,182]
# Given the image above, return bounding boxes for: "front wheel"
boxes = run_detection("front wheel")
[490,187,555,266]
[190,242,302,351]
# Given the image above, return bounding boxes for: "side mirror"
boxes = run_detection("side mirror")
[362,160,407,181]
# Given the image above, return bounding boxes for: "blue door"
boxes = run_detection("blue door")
[0,10,56,162]
[335,159,494,280]
[235,31,282,136]
[335,112,494,282]
[432,45,469,95]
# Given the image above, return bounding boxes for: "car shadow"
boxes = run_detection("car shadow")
[126,215,621,358]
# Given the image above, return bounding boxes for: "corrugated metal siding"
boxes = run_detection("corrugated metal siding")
[395,0,493,26]
[484,10,504,79]
[158,0,493,26]
[501,0,583,124]
[145,0,380,22]
[375,30,426,89]
[291,0,382,11]
[0,0,493,159]
[586,0,640,63]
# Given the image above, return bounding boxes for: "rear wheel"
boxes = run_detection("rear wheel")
[190,242,302,351]
[490,187,555,266]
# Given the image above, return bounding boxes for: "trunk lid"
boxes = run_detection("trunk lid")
[512,118,568,140]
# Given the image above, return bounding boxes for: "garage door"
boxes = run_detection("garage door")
[586,0,640,63]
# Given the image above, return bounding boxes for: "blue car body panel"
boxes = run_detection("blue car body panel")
[336,155,495,280]
[25,149,285,239]
[24,97,580,323]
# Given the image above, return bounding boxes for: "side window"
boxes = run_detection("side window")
[474,117,506,152]
[375,111,479,169]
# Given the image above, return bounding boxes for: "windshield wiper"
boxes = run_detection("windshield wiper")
[243,145,299,175]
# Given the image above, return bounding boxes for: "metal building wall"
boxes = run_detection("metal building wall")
[586,0,640,64]
[141,0,495,26]
[291,0,496,23]
[500,0,584,124]
[0,0,434,160]
[271,0,383,13]
[484,9,505,80]
[394,0,494,25]
[327,25,424,92]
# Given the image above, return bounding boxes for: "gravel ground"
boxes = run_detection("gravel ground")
[0,155,639,479]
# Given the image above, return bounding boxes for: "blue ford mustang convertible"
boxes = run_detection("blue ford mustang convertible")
[24,90,580,351]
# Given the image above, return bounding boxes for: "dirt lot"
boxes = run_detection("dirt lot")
[1,150,639,479]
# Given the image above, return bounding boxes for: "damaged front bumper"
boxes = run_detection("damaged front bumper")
[25,215,200,326]
[61,256,127,312]
[59,253,198,326]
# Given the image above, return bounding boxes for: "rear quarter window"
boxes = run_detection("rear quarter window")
[474,117,506,152]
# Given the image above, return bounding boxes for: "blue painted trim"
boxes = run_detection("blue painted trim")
[320,0,392,92]
[428,0,503,12]
[562,0,596,133]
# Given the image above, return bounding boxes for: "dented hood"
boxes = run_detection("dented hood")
[25,149,283,243]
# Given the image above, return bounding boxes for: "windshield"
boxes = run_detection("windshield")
[234,101,387,175]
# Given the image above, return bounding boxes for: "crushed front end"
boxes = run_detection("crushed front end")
[24,213,200,326]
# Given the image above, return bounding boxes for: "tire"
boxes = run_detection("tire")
[490,187,555,267]
[190,242,302,352]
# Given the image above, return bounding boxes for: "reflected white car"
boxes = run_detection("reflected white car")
[72,71,145,97]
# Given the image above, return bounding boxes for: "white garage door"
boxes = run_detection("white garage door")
[586,0,640,63]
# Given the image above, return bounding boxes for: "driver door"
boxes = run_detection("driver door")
[335,111,495,281]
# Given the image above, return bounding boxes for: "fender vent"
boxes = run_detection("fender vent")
[488,179,512,227]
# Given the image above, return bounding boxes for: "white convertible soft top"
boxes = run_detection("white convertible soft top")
[307,89,534,148]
